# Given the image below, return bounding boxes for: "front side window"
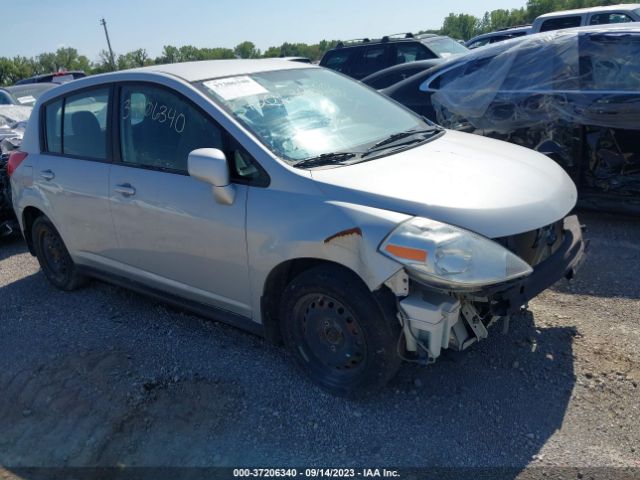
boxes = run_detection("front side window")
[467,39,489,49]
[63,89,109,159]
[198,68,427,162]
[119,85,223,172]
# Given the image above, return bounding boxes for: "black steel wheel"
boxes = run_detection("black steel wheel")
[32,216,85,291]
[280,264,401,396]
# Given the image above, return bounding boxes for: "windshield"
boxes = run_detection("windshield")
[198,68,427,163]
[423,37,469,58]
[5,84,56,106]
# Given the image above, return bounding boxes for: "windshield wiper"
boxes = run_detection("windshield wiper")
[368,128,437,150]
[294,152,358,169]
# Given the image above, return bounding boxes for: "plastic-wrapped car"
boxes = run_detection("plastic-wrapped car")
[384,24,640,213]
[0,105,30,236]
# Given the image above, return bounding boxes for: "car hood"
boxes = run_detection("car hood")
[310,130,577,238]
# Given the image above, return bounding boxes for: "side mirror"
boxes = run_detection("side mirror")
[188,148,236,205]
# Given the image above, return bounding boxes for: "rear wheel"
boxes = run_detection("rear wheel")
[32,216,86,291]
[279,265,401,396]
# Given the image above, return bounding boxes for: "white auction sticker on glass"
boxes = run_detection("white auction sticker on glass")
[203,76,268,100]
[17,95,36,104]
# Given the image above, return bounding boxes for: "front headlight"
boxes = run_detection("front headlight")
[379,217,533,289]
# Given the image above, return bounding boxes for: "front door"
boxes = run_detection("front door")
[108,83,251,317]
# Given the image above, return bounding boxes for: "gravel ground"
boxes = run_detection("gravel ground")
[0,211,638,475]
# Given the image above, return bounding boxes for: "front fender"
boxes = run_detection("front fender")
[247,188,410,323]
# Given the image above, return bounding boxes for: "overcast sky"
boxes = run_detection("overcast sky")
[5,0,526,61]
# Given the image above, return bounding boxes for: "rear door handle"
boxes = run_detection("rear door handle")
[114,184,136,197]
[40,170,55,181]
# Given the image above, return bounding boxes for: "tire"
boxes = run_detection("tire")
[32,216,86,291]
[279,264,402,396]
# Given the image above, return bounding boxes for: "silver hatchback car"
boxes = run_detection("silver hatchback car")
[9,59,586,395]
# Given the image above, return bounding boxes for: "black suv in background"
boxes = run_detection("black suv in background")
[320,33,468,80]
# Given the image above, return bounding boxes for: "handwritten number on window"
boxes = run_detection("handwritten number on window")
[123,96,186,134]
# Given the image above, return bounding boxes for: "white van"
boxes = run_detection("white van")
[531,3,640,33]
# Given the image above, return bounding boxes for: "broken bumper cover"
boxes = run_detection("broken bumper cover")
[487,215,587,316]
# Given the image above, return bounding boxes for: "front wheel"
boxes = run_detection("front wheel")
[279,265,401,396]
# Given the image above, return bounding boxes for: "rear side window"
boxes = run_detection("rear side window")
[119,84,224,172]
[428,64,466,90]
[539,16,582,32]
[44,99,63,153]
[347,45,391,78]
[62,89,109,159]
[467,39,490,49]
[321,50,353,72]
[589,13,634,25]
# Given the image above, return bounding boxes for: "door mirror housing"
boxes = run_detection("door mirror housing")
[188,148,236,205]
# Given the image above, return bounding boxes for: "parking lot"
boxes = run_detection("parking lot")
[0,211,638,472]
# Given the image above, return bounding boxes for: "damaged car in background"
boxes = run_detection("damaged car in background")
[10,60,585,394]
[384,24,640,214]
[1,105,31,237]
[0,83,59,107]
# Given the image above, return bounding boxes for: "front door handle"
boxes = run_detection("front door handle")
[40,170,55,181]
[114,184,136,197]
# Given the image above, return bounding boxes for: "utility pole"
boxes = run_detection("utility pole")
[100,18,116,71]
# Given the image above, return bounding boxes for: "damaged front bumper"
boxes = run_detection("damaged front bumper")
[394,215,587,363]
[484,215,587,316]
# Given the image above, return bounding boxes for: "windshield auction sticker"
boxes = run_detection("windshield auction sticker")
[203,76,268,100]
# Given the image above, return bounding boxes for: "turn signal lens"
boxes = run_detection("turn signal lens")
[384,244,427,262]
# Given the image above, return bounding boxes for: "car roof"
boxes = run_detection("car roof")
[328,35,450,51]
[129,58,317,82]
[536,3,640,18]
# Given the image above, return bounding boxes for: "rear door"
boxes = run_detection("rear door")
[107,82,253,316]
[36,86,117,264]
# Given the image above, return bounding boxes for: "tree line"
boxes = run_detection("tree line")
[0,0,620,85]
[439,0,621,40]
